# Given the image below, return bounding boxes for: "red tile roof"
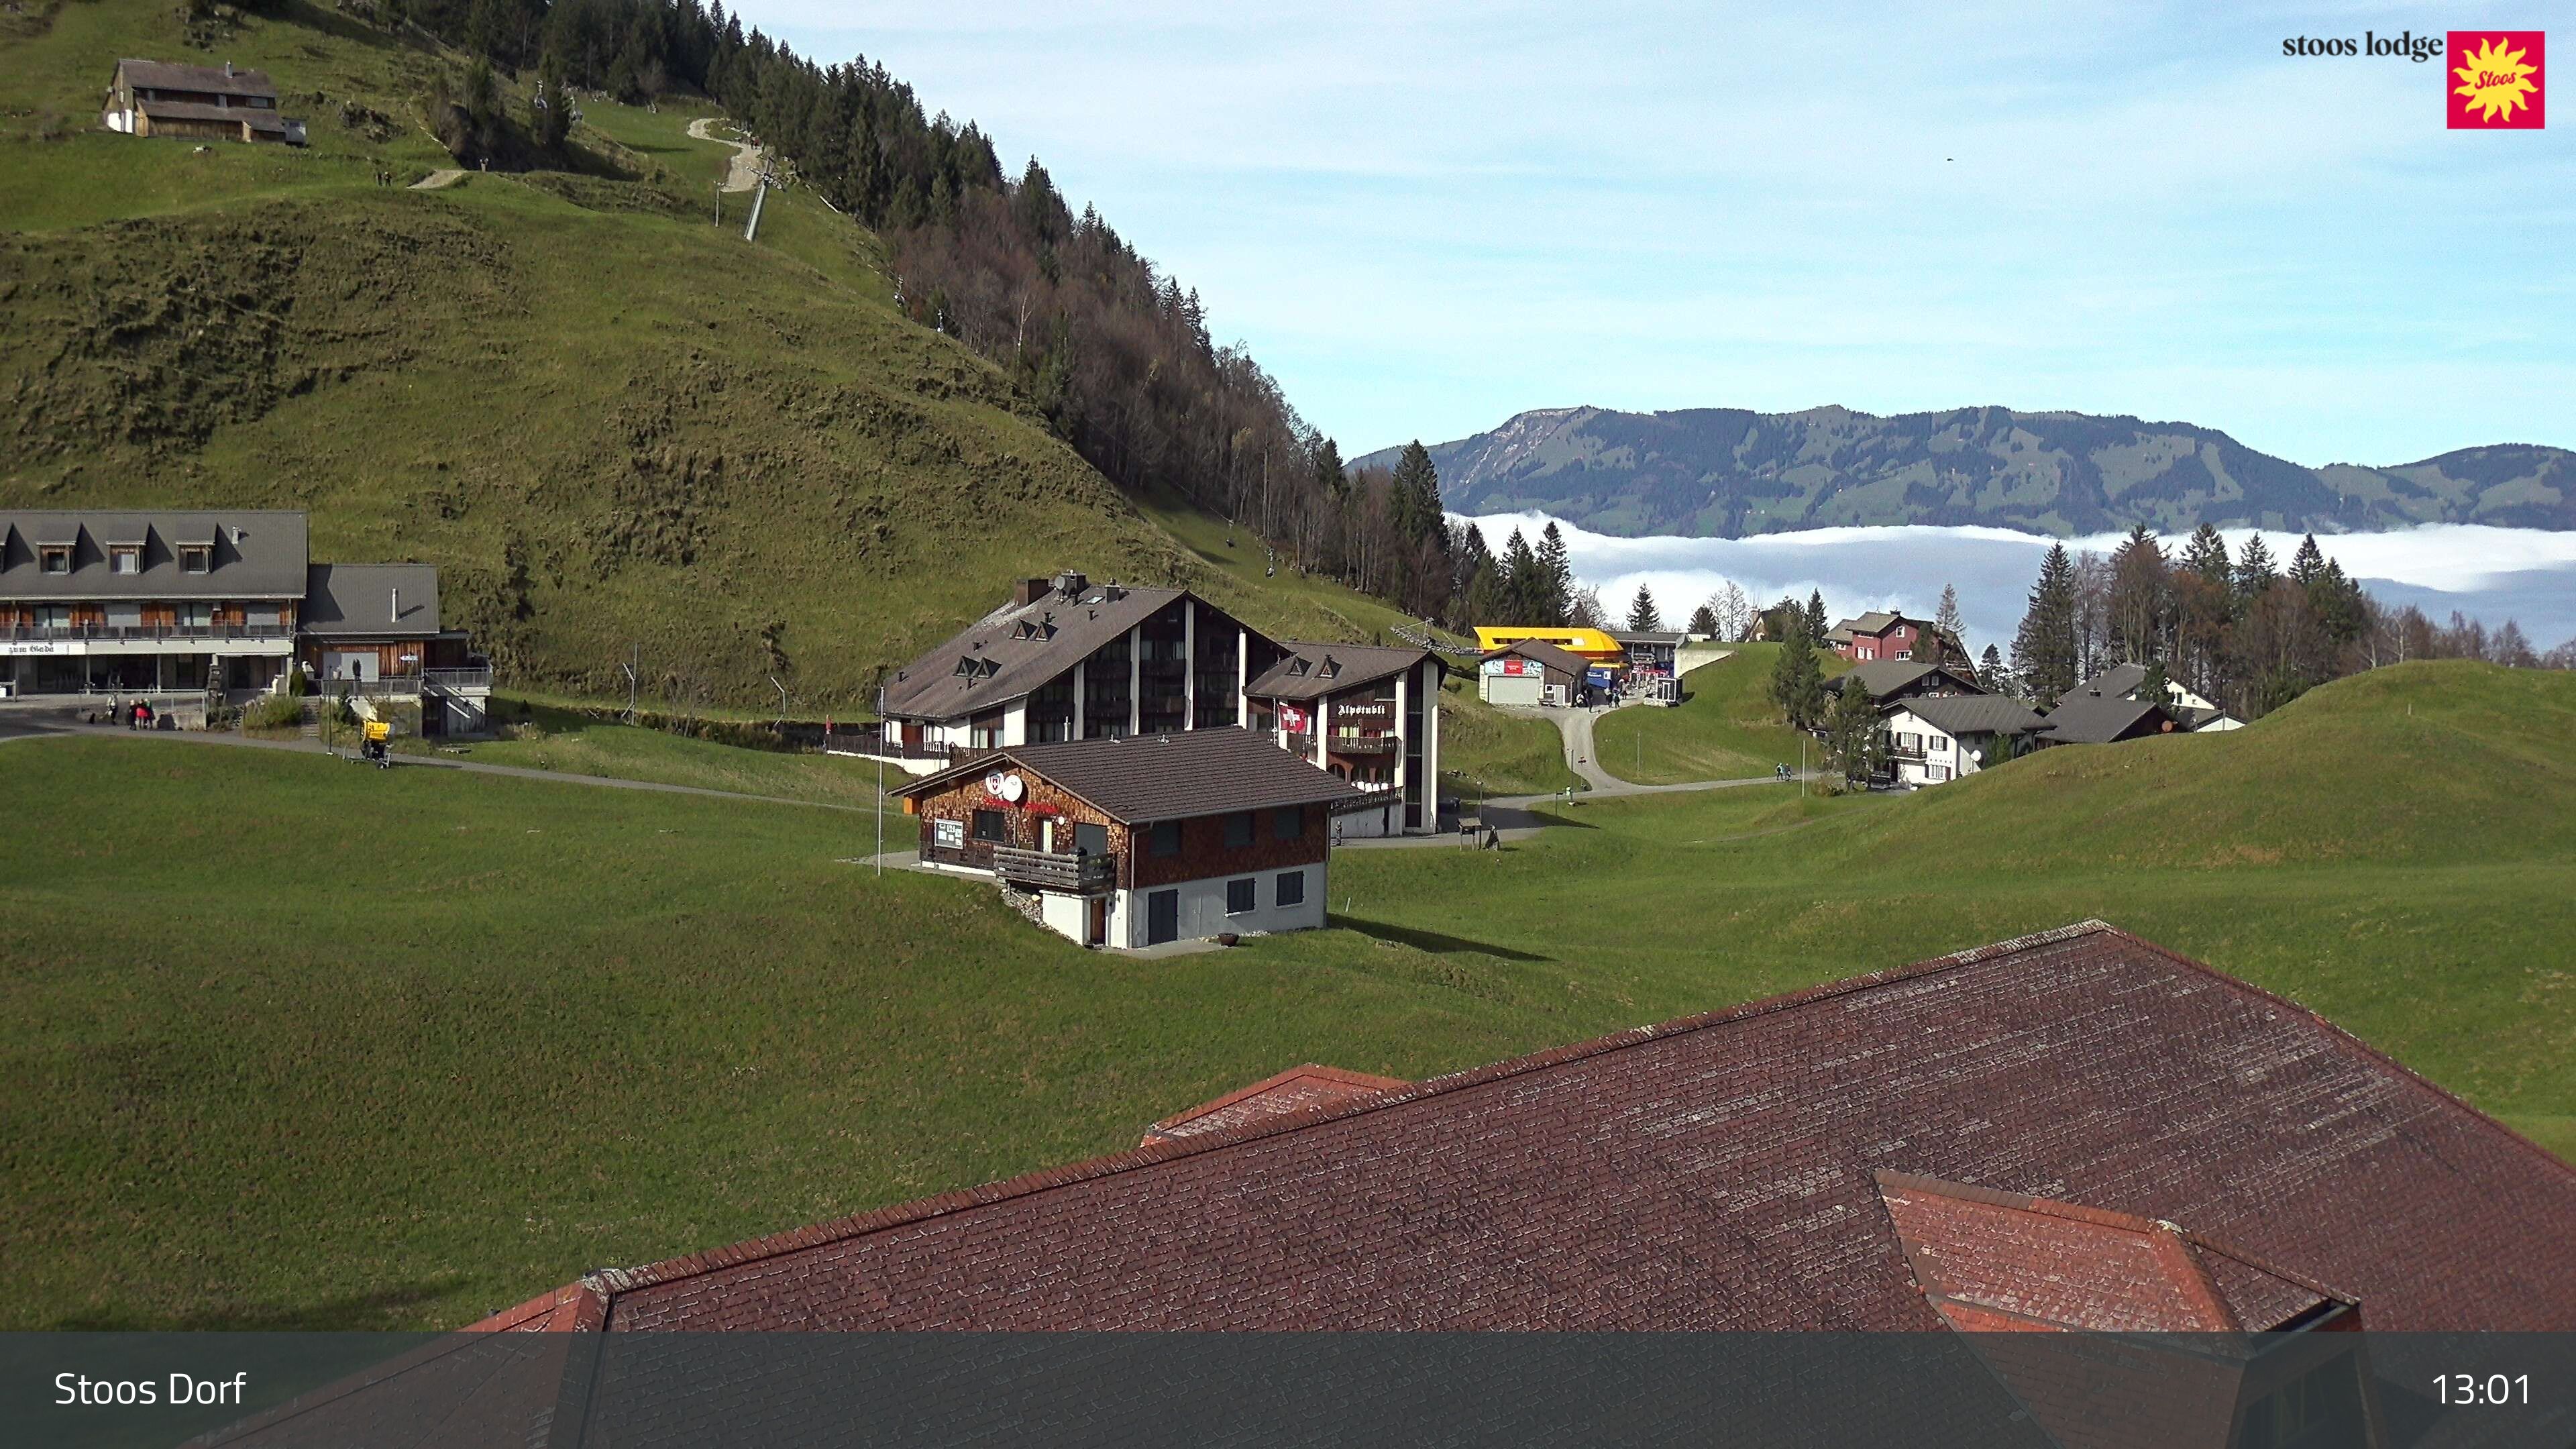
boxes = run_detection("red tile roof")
[1874,1171,2346,1334]
[1142,1063,1408,1144]
[490,922,2576,1332]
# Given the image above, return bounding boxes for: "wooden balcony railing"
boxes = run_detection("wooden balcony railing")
[991,845,1116,894]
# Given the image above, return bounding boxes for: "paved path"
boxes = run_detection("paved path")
[9,719,873,812]
[686,117,765,193]
[411,168,466,190]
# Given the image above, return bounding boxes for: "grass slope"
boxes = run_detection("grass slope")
[0,0,1435,716]
[1590,643,1851,784]
[6,661,2567,1330]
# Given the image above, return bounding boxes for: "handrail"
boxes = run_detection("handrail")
[991,845,1117,893]
[0,623,293,641]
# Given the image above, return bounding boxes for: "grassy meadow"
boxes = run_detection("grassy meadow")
[1591,643,1853,784]
[6,660,2570,1331]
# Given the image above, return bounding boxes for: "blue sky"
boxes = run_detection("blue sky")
[739,2,2571,468]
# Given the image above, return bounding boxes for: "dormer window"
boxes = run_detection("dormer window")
[178,543,212,574]
[109,544,143,576]
[39,545,71,575]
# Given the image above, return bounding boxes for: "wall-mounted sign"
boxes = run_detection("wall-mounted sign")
[983,770,1026,804]
[932,817,965,849]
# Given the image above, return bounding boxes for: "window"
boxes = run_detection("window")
[39,545,70,575]
[178,544,212,574]
[1148,821,1182,857]
[1930,735,1949,753]
[1224,811,1254,849]
[1930,765,1952,782]
[1272,806,1302,841]
[109,545,142,576]
[1225,877,1256,915]
[971,809,1007,843]
[1275,869,1305,908]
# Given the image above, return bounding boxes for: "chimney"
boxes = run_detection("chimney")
[224,60,234,77]
[1012,577,1048,607]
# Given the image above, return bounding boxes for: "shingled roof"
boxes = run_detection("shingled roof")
[894,727,1366,822]
[0,510,307,600]
[116,57,280,99]
[1244,642,1435,702]
[879,578,1273,722]
[1827,659,1982,699]
[482,922,2576,1333]
[2040,692,2177,745]
[1888,694,2045,737]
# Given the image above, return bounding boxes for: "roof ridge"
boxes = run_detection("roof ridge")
[579,920,2124,1303]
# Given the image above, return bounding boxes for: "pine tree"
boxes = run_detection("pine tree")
[2011,543,2080,707]
[1687,601,1720,637]
[1499,529,1541,623]
[1805,590,1827,645]
[1627,584,1663,632]
[1389,441,1442,545]
[1933,584,1965,663]
[1978,643,2007,694]
[2235,534,2279,607]
[1536,523,1574,627]
[2182,524,2231,590]
[2288,533,2328,590]
[1769,623,1824,729]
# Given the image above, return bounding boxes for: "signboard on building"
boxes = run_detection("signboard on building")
[1482,657,1537,678]
[932,818,965,849]
[1586,667,1617,688]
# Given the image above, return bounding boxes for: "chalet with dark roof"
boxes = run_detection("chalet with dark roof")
[1242,641,1443,835]
[1825,657,1984,704]
[2038,690,2183,746]
[893,728,1364,948]
[2074,661,2244,732]
[474,922,2576,1332]
[101,58,305,145]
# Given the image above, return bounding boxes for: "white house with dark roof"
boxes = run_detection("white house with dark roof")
[2070,662,2243,732]
[1880,694,2046,786]
[1242,641,1444,836]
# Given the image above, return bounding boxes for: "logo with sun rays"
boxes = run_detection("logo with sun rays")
[2447,32,2545,129]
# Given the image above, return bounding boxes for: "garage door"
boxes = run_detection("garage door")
[1483,672,1542,706]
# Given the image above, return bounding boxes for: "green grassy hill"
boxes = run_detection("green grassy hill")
[6,661,2567,1330]
[0,0,1446,716]
[1591,643,1852,784]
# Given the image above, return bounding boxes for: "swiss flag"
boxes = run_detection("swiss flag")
[2448,31,2545,129]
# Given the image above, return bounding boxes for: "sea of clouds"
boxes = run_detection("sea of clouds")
[1452,515,2576,657]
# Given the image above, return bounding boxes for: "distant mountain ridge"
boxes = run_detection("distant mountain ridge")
[1354,405,2574,538]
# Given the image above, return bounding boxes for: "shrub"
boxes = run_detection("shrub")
[247,693,305,730]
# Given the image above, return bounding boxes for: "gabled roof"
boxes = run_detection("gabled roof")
[115,57,280,99]
[480,922,2576,1332]
[1876,1171,2347,1334]
[1887,694,2044,737]
[1244,642,1436,702]
[879,581,1267,722]
[0,510,307,600]
[2074,661,2153,700]
[1827,659,1982,699]
[1835,610,1921,637]
[894,727,1365,824]
[1144,1064,1407,1144]
[301,564,441,637]
[2040,692,2176,745]
[1481,637,1593,679]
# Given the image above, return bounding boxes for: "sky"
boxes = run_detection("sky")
[737,2,2574,469]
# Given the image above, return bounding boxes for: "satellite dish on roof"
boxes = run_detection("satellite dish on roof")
[1000,773,1026,803]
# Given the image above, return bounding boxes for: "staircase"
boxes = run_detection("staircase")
[299,697,323,738]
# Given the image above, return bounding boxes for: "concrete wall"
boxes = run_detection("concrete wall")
[1115,863,1327,947]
